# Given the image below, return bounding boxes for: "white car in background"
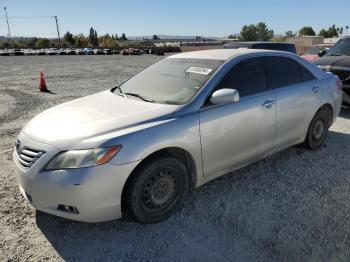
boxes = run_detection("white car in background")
[46,48,58,55]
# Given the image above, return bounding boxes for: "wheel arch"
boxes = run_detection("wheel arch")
[318,103,333,126]
[121,147,198,212]
[303,102,333,142]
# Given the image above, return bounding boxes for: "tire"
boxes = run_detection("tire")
[124,157,190,223]
[304,108,331,150]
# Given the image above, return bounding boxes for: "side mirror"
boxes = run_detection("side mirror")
[210,89,240,105]
[318,50,326,57]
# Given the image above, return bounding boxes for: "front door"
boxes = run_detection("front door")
[199,57,276,177]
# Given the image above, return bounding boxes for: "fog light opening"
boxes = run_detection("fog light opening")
[58,204,79,214]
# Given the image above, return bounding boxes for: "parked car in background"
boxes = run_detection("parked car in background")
[58,49,67,55]
[301,44,333,62]
[24,49,36,56]
[11,49,25,56]
[75,48,84,55]
[14,49,341,223]
[65,48,76,55]
[103,49,112,55]
[0,49,11,56]
[130,48,143,55]
[120,48,131,55]
[36,49,46,56]
[223,42,297,54]
[313,36,350,104]
[93,49,104,55]
[83,48,94,55]
[46,48,58,55]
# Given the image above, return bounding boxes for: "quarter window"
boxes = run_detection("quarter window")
[299,64,316,82]
[215,57,267,97]
[264,56,303,88]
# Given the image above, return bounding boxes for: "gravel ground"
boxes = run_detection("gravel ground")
[1,55,350,262]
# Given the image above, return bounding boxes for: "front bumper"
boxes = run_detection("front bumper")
[14,133,140,222]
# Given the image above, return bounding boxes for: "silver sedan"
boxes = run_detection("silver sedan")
[13,49,342,223]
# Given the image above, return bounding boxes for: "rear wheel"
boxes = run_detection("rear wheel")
[304,108,331,150]
[124,157,190,223]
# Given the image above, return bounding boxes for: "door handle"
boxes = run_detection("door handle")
[262,100,276,109]
[312,86,320,93]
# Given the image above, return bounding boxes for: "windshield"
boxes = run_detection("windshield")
[304,47,322,55]
[326,39,350,56]
[117,58,223,105]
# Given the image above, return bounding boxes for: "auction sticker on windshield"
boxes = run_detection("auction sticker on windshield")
[186,67,213,75]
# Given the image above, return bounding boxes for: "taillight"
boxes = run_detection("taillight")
[337,79,343,90]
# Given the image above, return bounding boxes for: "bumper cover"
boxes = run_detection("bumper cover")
[14,133,140,222]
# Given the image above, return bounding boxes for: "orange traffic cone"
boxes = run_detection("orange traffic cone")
[38,72,51,93]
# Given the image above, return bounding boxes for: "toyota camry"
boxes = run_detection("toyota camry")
[14,49,342,223]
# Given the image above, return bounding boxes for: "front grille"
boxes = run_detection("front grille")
[329,69,350,81]
[16,147,45,168]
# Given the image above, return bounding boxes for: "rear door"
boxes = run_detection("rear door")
[199,57,277,176]
[264,56,320,148]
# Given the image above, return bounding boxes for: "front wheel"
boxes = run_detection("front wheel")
[304,108,331,150]
[124,157,190,223]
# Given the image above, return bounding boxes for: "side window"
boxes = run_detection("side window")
[215,57,267,97]
[264,56,303,89]
[299,64,316,82]
[252,44,266,50]
[267,44,285,51]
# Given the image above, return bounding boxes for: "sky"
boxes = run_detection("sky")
[1,0,350,38]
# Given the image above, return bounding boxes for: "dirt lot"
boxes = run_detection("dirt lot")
[1,55,350,261]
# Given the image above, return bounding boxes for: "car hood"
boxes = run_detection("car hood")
[23,90,180,150]
[313,55,350,67]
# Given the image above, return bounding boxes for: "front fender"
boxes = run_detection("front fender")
[106,112,203,182]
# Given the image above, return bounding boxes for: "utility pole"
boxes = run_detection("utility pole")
[3,6,11,43]
[53,16,61,47]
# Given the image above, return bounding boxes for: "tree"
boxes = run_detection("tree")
[239,22,273,41]
[115,33,119,40]
[89,27,99,46]
[99,34,116,47]
[152,34,160,40]
[27,37,38,47]
[256,22,274,41]
[228,34,237,39]
[64,31,75,45]
[285,31,296,37]
[120,33,127,41]
[239,24,258,41]
[299,26,316,36]
[319,25,343,38]
[94,30,98,44]
[74,33,89,47]
[1,42,10,47]
[36,38,51,47]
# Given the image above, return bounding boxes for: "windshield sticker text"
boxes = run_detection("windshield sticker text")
[186,67,213,75]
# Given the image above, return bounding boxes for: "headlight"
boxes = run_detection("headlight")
[45,145,122,170]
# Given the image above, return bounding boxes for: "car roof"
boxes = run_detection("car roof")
[168,48,277,61]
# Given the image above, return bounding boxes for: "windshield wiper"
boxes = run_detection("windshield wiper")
[111,85,123,93]
[123,92,154,102]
